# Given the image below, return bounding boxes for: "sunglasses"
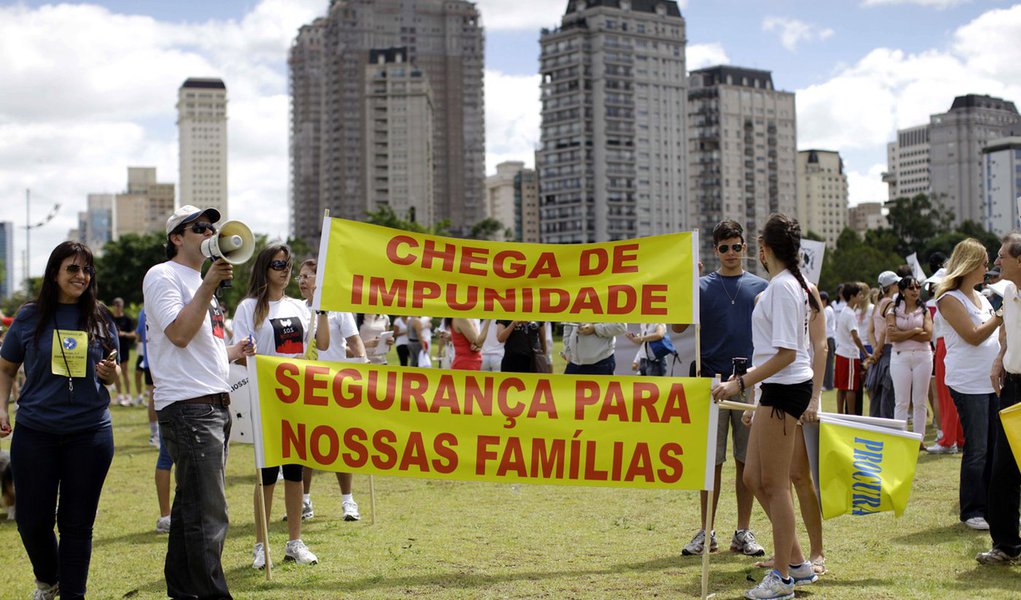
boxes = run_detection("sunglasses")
[905,285,921,291]
[717,243,744,254]
[269,259,292,271]
[64,264,95,276]
[189,222,217,235]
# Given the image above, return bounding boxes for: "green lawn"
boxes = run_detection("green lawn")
[2,389,1019,599]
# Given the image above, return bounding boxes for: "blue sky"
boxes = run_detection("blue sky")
[2,0,1020,284]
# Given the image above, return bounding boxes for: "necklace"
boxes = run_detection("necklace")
[718,272,743,305]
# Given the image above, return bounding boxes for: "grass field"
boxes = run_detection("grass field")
[2,379,1020,599]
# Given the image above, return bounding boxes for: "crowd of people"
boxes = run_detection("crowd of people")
[0,205,1018,600]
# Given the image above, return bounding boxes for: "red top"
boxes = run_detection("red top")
[451,328,482,370]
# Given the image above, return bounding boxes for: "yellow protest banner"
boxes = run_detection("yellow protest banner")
[818,416,921,519]
[1001,402,1021,469]
[313,217,699,324]
[248,355,718,491]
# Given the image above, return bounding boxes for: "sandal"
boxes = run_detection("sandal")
[811,556,827,575]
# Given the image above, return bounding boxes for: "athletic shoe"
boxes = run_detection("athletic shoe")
[155,515,171,533]
[731,529,766,556]
[136,394,147,406]
[976,548,1020,565]
[302,498,315,520]
[284,539,318,565]
[149,434,160,449]
[252,543,269,570]
[964,517,990,530]
[342,498,360,521]
[788,561,819,585]
[744,570,795,600]
[926,443,957,454]
[32,581,59,600]
[681,529,717,555]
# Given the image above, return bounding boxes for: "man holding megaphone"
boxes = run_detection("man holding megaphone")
[143,205,257,599]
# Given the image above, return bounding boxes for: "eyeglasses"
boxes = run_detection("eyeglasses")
[64,264,95,276]
[717,243,744,254]
[269,259,292,271]
[189,222,217,235]
[294,274,315,283]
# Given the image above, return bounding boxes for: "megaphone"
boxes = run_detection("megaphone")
[201,220,255,288]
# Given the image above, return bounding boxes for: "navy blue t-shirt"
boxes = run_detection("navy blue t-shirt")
[698,271,768,377]
[1,303,117,434]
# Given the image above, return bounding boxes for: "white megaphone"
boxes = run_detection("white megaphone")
[200,220,255,288]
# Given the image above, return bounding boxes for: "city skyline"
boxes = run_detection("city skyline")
[1,0,1019,284]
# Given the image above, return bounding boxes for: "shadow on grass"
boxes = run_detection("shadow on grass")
[890,523,967,545]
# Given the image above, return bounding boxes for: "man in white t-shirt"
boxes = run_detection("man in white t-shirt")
[834,283,867,415]
[143,205,255,600]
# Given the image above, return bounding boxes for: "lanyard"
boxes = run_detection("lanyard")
[53,317,75,401]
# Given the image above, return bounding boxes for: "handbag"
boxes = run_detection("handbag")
[417,349,433,368]
[531,350,552,374]
[648,335,677,361]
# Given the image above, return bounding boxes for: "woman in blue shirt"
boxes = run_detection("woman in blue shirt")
[0,241,120,600]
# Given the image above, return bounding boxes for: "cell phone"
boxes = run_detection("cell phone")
[106,349,118,362]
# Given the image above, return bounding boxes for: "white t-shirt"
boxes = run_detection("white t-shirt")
[856,303,873,346]
[393,316,409,346]
[940,289,1000,394]
[1002,282,1021,375]
[318,311,359,363]
[233,296,311,359]
[834,307,859,359]
[751,270,813,385]
[823,305,836,339]
[480,319,505,358]
[143,261,230,409]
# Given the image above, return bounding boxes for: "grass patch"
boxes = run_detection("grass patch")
[2,389,1019,599]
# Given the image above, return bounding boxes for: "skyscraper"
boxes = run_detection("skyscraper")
[114,168,176,239]
[538,0,688,243]
[77,194,114,253]
[688,66,797,269]
[882,124,930,201]
[796,149,848,248]
[981,137,1021,236]
[177,78,228,217]
[0,221,14,300]
[289,0,485,247]
[486,161,525,241]
[929,94,1021,225]
[515,167,540,243]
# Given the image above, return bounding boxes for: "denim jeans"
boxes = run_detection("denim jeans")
[565,355,616,375]
[949,388,997,522]
[639,358,666,376]
[157,402,232,600]
[989,375,1021,555]
[10,423,114,600]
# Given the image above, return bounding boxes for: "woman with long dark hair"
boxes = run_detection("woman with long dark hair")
[0,242,120,600]
[886,276,933,438]
[712,214,819,599]
[234,244,324,568]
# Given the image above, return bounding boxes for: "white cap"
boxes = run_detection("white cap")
[877,271,899,288]
[166,205,221,235]
[924,267,947,286]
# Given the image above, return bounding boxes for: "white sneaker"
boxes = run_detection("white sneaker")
[32,581,59,600]
[118,394,132,407]
[744,570,795,600]
[788,561,818,586]
[926,442,956,454]
[252,542,269,569]
[302,498,314,520]
[149,434,160,449]
[155,515,171,533]
[136,394,147,406]
[681,529,717,555]
[342,498,360,521]
[284,539,318,565]
[965,517,990,530]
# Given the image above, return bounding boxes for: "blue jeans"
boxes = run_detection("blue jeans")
[949,388,997,522]
[989,375,1021,555]
[157,402,232,600]
[10,423,114,600]
[565,355,615,375]
[639,358,666,376]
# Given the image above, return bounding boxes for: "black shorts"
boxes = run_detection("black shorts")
[261,464,303,485]
[759,380,813,420]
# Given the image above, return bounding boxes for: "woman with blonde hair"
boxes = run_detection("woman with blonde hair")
[936,238,1002,530]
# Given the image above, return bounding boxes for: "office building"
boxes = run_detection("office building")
[289,0,485,247]
[485,161,525,241]
[515,167,540,243]
[848,202,887,236]
[114,168,175,239]
[538,0,688,243]
[177,78,228,217]
[0,221,14,299]
[982,137,1021,236]
[689,66,797,269]
[796,149,848,248]
[882,124,930,201]
[77,194,114,253]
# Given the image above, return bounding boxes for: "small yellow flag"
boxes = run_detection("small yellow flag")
[1000,402,1021,470]
[818,416,922,519]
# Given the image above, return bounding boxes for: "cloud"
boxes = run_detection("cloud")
[688,43,730,70]
[861,0,970,8]
[846,164,890,206]
[485,70,542,173]
[475,0,689,31]
[762,17,835,52]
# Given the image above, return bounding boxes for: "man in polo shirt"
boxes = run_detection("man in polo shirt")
[982,233,1021,565]
[144,205,255,599]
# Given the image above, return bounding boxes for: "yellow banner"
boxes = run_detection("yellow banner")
[313,217,699,324]
[249,355,717,490]
[1001,402,1021,470]
[818,418,921,519]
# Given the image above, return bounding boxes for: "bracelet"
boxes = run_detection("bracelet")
[738,375,746,393]
[315,310,327,315]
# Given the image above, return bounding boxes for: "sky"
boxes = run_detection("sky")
[2,0,1021,287]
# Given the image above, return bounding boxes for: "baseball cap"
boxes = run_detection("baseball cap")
[877,271,899,288]
[166,205,221,235]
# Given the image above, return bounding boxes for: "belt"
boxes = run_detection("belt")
[176,392,230,407]
[1005,372,1021,382]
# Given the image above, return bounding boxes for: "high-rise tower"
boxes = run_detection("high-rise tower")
[177,78,228,217]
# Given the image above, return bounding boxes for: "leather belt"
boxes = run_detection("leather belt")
[176,392,230,407]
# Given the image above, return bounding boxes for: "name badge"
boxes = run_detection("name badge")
[52,330,89,378]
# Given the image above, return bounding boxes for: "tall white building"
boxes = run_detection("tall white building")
[929,94,1021,225]
[485,161,525,241]
[882,124,930,201]
[982,137,1021,236]
[796,149,848,248]
[77,194,114,253]
[689,66,797,269]
[538,0,688,243]
[177,78,228,217]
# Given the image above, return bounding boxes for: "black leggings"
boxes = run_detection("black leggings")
[396,344,409,366]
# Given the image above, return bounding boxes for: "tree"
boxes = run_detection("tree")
[95,233,168,306]
[883,193,955,257]
[365,205,450,235]
[468,218,505,241]
[818,228,902,293]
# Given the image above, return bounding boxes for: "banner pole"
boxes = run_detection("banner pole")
[369,474,377,525]
[701,485,715,600]
[256,472,272,580]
